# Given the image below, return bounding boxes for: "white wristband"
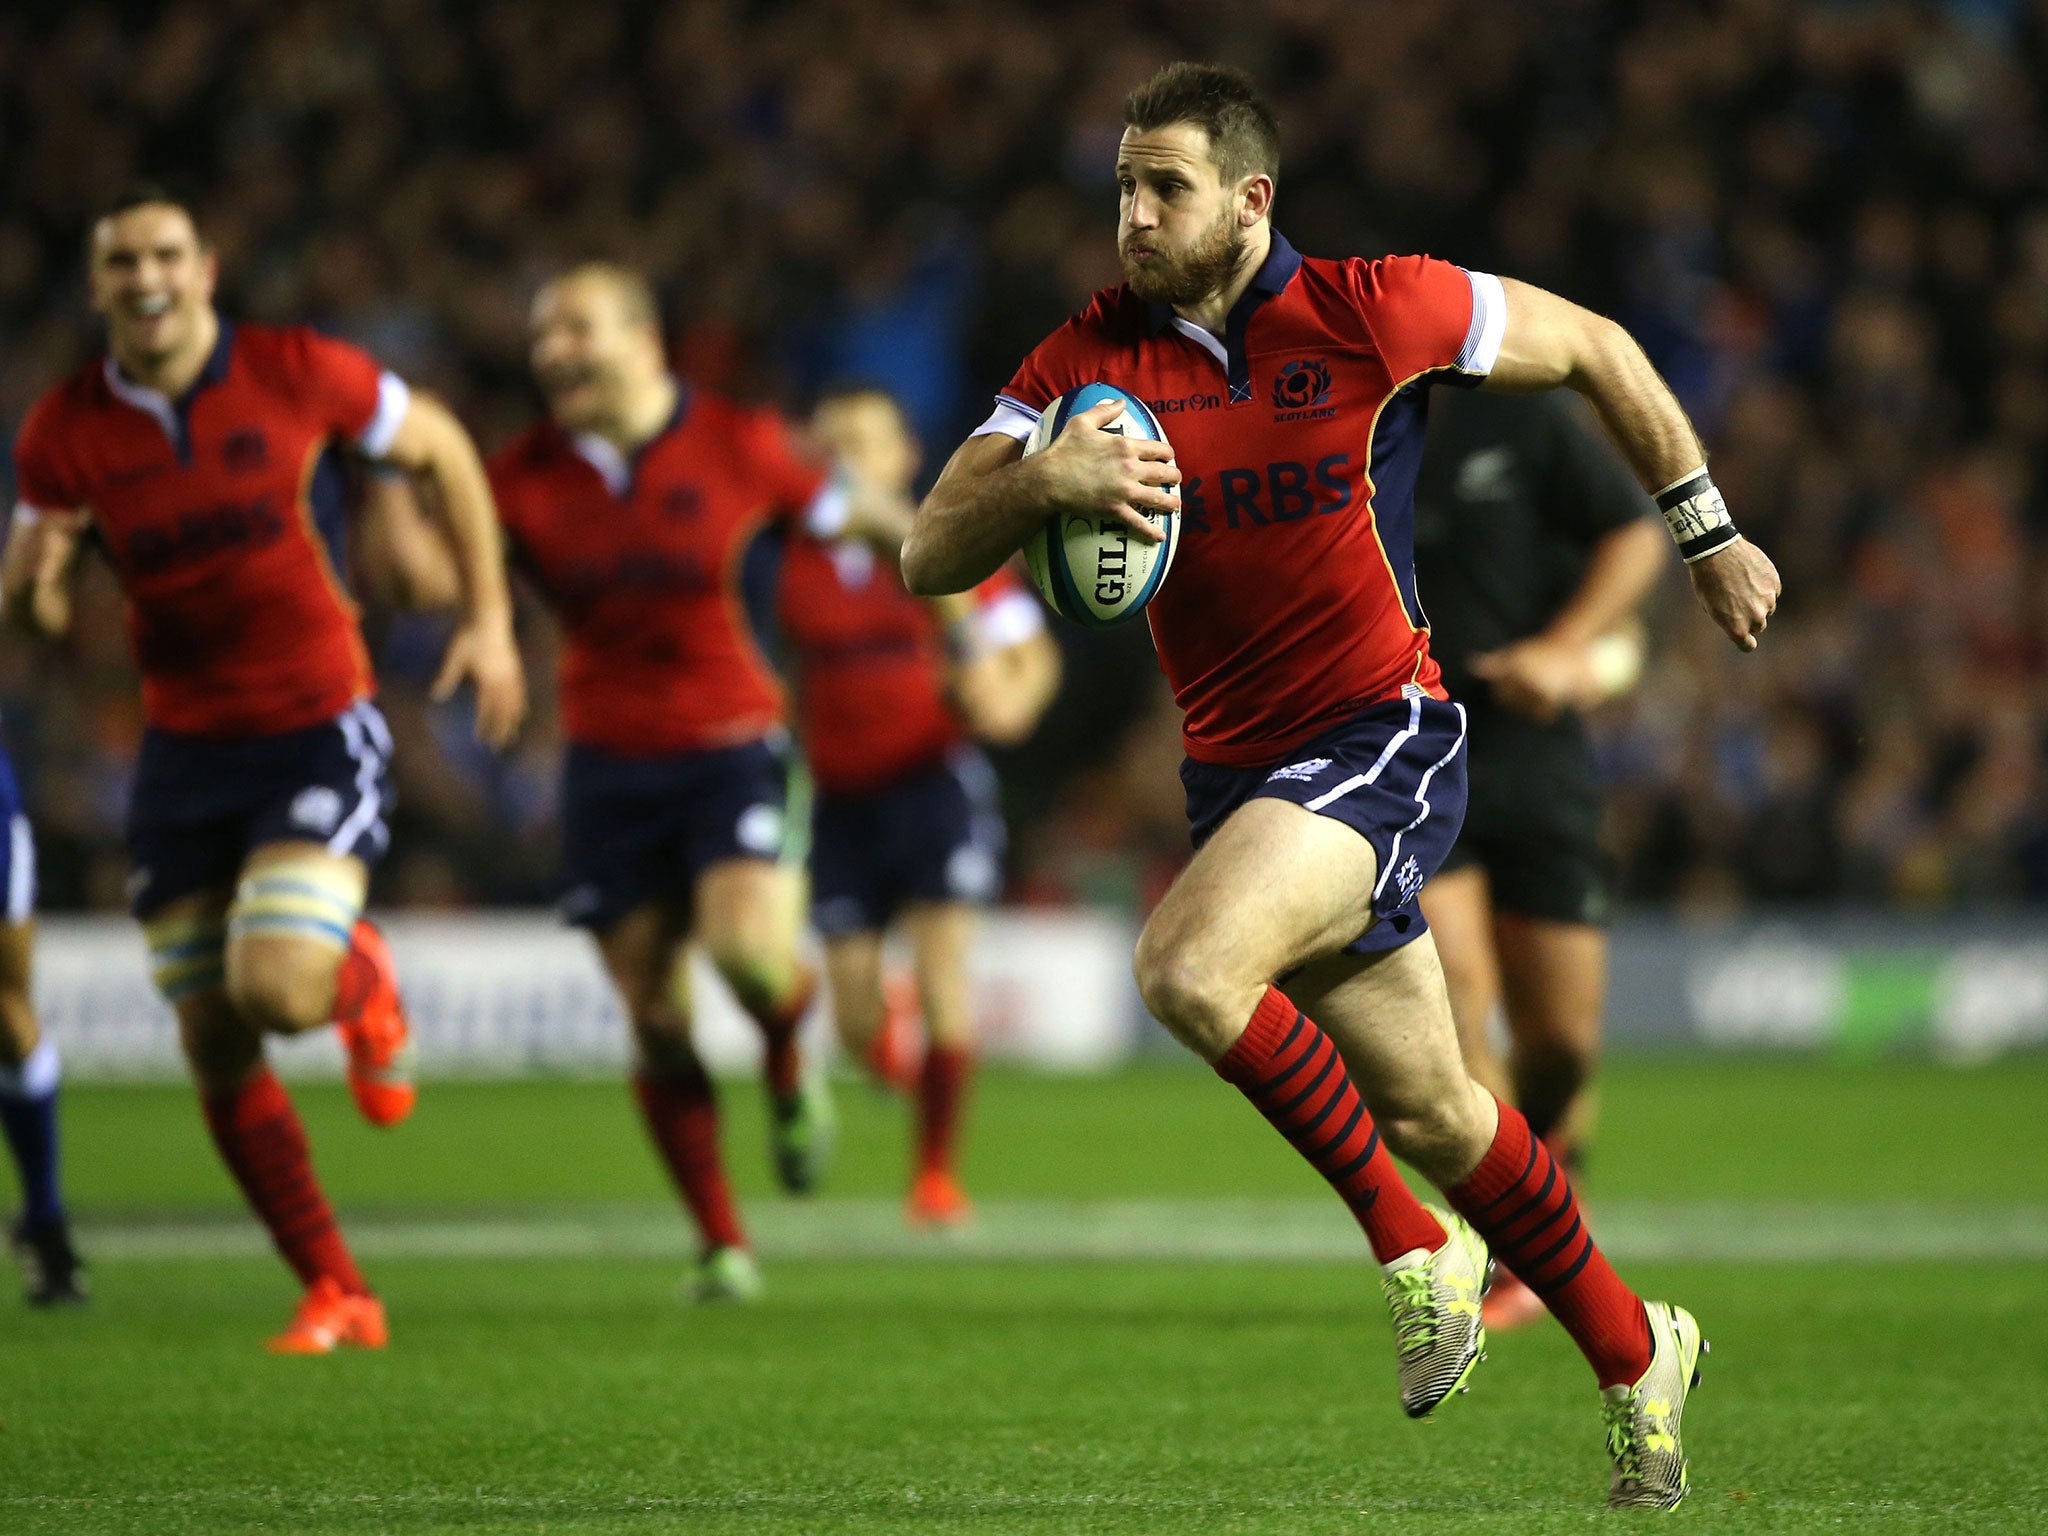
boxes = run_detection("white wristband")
[1655,469,1740,563]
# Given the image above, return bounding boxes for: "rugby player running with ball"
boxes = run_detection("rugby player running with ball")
[901,65,1778,1509]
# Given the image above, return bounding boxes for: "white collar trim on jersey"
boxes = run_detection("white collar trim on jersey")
[102,358,181,446]
[569,431,632,497]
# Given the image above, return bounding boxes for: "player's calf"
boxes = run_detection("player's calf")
[175,995,265,1091]
[1364,1072,1498,1191]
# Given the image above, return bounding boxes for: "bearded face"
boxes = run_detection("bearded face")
[1120,203,1250,307]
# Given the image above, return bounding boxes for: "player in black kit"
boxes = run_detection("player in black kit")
[1413,387,1668,1331]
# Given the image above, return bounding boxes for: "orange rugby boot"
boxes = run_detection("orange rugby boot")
[1481,1264,1550,1331]
[864,977,923,1094]
[266,1276,388,1354]
[906,1166,973,1229]
[333,919,417,1127]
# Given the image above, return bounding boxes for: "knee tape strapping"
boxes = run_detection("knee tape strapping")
[226,861,367,951]
[143,911,229,1001]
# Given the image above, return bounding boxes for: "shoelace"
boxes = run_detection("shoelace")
[1385,1266,1440,1356]
[1603,1393,1642,1481]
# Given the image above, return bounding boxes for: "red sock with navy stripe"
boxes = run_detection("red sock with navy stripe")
[201,1068,369,1296]
[633,1065,747,1252]
[1448,1096,1651,1387]
[1214,987,1446,1264]
[917,1043,970,1177]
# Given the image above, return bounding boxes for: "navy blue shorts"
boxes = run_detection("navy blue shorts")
[0,740,35,925]
[126,700,395,918]
[811,747,1005,938]
[1181,695,1469,955]
[559,733,801,933]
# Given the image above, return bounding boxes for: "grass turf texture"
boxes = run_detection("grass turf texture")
[10,1058,2048,1533]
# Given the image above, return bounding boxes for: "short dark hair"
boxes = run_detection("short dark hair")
[1122,63,1281,184]
[814,378,903,414]
[94,181,201,230]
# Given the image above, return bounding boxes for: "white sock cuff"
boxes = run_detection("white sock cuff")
[0,1036,59,1099]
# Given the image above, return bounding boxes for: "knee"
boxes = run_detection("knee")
[225,952,336,1034]
[705,935,790,1012]
[831,983,884,1049]
[1132,926,1238,1055]
[630,1009,700,1078]
[1515,1033,1598,1093]
[179,1003,262,1088]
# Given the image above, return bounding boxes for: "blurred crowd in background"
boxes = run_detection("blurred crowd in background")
[6,0,2048,916]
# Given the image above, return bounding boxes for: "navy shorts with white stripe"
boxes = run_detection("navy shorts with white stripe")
[1179,694,1468,956]
[124,700,396,917]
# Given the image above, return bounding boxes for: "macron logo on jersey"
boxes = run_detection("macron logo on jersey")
[1147,391,1224,415]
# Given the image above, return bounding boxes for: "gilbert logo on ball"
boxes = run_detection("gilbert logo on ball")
[1021,383,1180,628]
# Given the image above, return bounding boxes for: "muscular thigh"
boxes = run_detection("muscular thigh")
[596,903,693,1015]
[1145,797,1382,991]
[695,858,804,966]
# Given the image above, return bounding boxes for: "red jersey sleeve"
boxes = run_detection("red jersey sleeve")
[998,305,1108,415]
[740,408,830,523]
[1348,255,1504,386]
[281,328,404,452]
[11,391,85,513]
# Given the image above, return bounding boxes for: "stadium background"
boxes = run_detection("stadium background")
[5,6,2047,1533]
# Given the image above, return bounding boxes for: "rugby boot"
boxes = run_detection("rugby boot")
[12,1217,87,1307]
[1380,1205,1490,1418]
[1602,1300,1707,1510]
[1480,1264,1549,1331]
[768,1076,836,1195]
[332,919,417,1127]
[266,1276,388,1354]
[690,1244,764,1304]
[905,1166,973,1229]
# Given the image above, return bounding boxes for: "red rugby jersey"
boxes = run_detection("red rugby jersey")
[779,539,1043,794]
[12,323,406,736]
[490,388,834,756]
[985,235,1505,767]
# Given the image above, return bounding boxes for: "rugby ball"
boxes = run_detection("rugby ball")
[1021,383,1180,628]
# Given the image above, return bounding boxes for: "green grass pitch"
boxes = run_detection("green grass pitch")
[8,1056,2048,1533]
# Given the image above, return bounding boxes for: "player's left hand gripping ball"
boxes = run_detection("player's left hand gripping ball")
[1021,384,1180,628]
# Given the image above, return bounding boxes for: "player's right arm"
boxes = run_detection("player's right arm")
[0,507,89,639]
[1482,278,1780,652]
[7,394,94,638]
[352,467,463,613]
[901,401,1178,596]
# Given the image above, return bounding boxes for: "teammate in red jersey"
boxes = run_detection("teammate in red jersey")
[489,265,902,1301]
[3,186,525,1353]
[781,385,1060,1227]
[901,66,1779,1508]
